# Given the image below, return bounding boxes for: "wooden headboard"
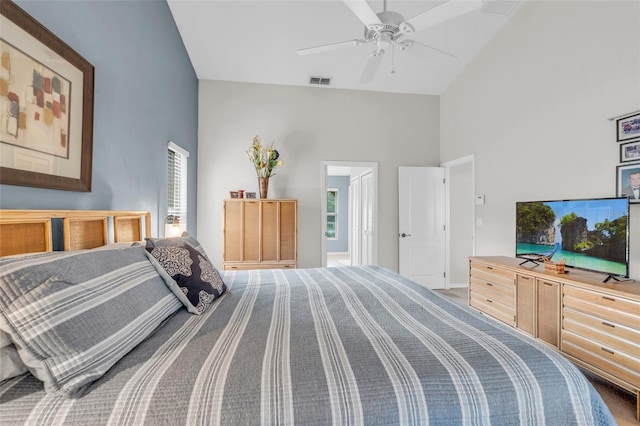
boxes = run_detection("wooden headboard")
[0,210,152,256]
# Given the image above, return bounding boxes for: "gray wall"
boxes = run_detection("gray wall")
[1,1,198,237]
[327,175,349,253]
[198,80,440,271]
[441,0,640,279]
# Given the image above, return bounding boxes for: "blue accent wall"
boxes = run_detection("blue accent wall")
[1,1,198,237]
[327,175,350,253]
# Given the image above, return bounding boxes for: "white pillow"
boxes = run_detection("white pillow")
[0,345,28,381]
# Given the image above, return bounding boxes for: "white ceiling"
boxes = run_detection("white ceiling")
[168,0,523,96]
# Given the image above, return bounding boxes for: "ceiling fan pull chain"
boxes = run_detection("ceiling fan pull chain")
[391,44,396,74]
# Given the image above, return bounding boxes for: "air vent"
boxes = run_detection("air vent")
[309,76,332,86]
[482,0,518,16]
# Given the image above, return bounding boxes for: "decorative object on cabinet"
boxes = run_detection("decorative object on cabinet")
[246,192,256,199]
[229,191,240,198]
[0,1,94,192]
[469,256,640,420]
[245,135,283,199]
[616,112,640,142]
[616,163,640,202]
[223,199,297,270]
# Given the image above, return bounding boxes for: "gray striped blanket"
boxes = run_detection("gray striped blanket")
[0,266,614,425]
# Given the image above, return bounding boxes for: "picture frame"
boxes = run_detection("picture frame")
[620,140,640,163]
[245,192,256,199]
[229,191,239,199]
[616,112,640,143]
[616,162,640,203]
[0,1,94,192]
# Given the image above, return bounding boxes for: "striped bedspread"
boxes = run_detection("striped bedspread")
[0,266,614,425]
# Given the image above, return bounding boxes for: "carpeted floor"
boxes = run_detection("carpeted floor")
[435,287,638,424]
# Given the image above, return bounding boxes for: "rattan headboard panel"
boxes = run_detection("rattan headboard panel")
[0,210,151,256]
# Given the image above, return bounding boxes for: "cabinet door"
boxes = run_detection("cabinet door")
[279,201,297,262]
[224,201,242,262]
[243,201,260,262]
[516,274,535,336]
[537,279,560,348]
[261,201,279,262]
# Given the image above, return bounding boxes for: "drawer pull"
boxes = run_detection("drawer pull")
[601,321,615,328]
[602,296,615,302]
[600,347,614,355]
[230,266,238,269]
[486,282,494,286]
[520,276,530,280]
[486,299,492,303]
[486,266,493,270]
[543,282,553,286]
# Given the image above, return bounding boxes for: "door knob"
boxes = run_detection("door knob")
[400,233,411,238]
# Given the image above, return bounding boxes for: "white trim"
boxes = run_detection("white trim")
[168,140,190,158]
[441,154,476,289]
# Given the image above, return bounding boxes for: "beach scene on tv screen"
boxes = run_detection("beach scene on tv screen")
[516,199,628,276]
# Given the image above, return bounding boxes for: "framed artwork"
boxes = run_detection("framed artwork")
[616,112,640,143]
[616,162,640,203]
[0,1,94,192]
[620,140,640,163]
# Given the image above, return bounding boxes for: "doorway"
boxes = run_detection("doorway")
[442,155,476,288]
[321,161,378,267]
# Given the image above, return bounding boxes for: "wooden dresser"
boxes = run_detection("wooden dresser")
[223,199,297,270]
[469,256,640,420]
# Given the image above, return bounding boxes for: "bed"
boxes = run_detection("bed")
[0,210,615,425]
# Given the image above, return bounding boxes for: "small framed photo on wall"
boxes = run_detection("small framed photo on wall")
[616,112,640,142]
[620,140,640,163]
[616,163,640,202]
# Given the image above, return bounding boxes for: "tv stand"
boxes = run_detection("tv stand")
[603,274,634,283]
[469,256,640,421]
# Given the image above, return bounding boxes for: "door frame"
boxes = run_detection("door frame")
[441,154,476,288]
[321,160,378,267]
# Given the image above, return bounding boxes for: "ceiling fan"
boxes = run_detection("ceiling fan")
[297,0,483,83]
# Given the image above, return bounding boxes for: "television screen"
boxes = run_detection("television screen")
[516,197,629,278]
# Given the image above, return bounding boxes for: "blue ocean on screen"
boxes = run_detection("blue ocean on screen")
[516,243,628,276]
[515,197,629,277]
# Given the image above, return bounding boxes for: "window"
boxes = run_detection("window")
[327,188,338,239]
[168,141,189,230]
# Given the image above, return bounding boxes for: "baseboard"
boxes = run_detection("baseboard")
[447,283,469,289]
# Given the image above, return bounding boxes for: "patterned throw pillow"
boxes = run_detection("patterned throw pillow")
[146,243,227,314]
[145,232,211,261]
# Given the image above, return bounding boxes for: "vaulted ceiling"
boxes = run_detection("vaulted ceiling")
[168,0,523,95]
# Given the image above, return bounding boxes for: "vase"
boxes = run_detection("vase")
[259,177,269,199]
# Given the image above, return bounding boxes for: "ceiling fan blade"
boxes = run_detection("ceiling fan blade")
[359,50,384,84]
[399,0,483,34]
[400,40,457,59]
[342,0,382,26]
[297,39,367,56]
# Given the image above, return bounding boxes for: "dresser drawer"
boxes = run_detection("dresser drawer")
[563,330,640,388]
[563,308,640,358]
[563,285,640,329]
[470,290,515,326]
[469,261,516,288]
[470,277,514,307]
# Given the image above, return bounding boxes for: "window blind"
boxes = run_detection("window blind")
[168,142,189,228]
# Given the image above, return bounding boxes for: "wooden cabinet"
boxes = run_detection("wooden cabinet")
[470,256,640,420]
[514,273,560,348]
[223,199,297,270]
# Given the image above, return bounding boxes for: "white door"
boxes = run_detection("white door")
[350,175,360,266]
[398,167,446,289]
[361,171,374,265]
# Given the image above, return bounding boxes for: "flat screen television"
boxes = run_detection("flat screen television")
[515,197,630,281]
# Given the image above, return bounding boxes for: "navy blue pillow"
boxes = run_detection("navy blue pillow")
[146,243,226,314]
